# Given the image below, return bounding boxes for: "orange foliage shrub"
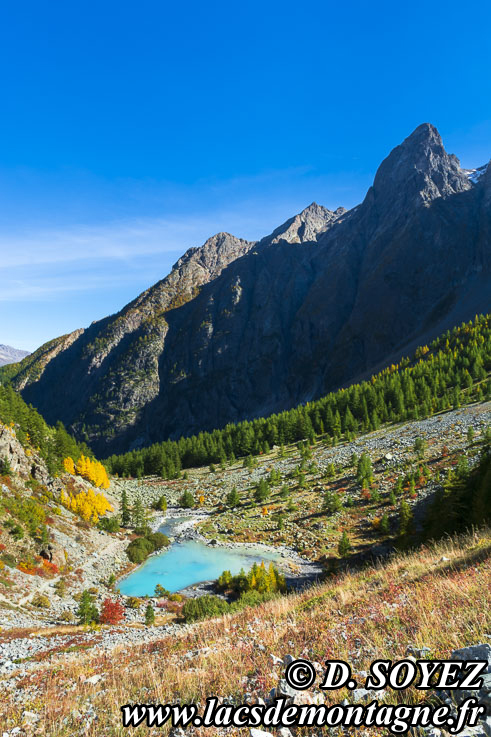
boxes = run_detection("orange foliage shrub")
[42,559,59,575]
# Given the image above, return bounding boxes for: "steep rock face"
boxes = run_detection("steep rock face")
[7,123,491,454]
[138,124,490,446]
[287,124,485,391]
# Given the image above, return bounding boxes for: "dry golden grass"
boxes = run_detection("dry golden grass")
[1,529,490,736]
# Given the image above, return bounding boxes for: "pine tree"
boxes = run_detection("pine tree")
[121,489,131,527]
[380,514,390,535]
[399,500,414,537]
[323,490,342,515]
[325,462,336,479]
[356,453,373,487]
[179,490,195,509]
[145,603,155,626]
[413,437,427,459]
[254,478,270,504]
[154,494,167,513]
[155,583,170,598]
[226,486,240,508]
[132,498,145,531]
[77,590,99,625]
[279,485,290,499]
[338,531,351,557]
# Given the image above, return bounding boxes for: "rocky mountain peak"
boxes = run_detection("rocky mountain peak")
[267,201,345,245]
[172,231,255,278]
[372,122,471,209]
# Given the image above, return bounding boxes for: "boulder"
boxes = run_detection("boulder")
[352,687,386,703]
[277,679,299,699]
[451,643,491,673]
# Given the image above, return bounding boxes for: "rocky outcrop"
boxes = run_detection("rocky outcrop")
[0,423,48,482]
[5,123,491,454]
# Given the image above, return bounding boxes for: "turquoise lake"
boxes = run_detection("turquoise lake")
[117,516,285,597]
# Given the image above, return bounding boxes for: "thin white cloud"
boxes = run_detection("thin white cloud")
[0,165,367,350]
[0,270,162,301]
[0,204,301,304]
[0,202,304,270]
[0,217,221,269]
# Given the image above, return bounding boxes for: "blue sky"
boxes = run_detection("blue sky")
[1,0,490,351]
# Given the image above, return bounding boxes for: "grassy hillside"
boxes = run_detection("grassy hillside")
[1,527,489,736]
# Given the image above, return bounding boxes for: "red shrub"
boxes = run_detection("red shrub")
[100,598,125,625]
[42,560,59,575]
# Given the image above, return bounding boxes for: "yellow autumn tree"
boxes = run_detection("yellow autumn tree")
[63,454,110,489]
[75,455,88,477]
[59,487,113,524]
[63,457,75,474]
